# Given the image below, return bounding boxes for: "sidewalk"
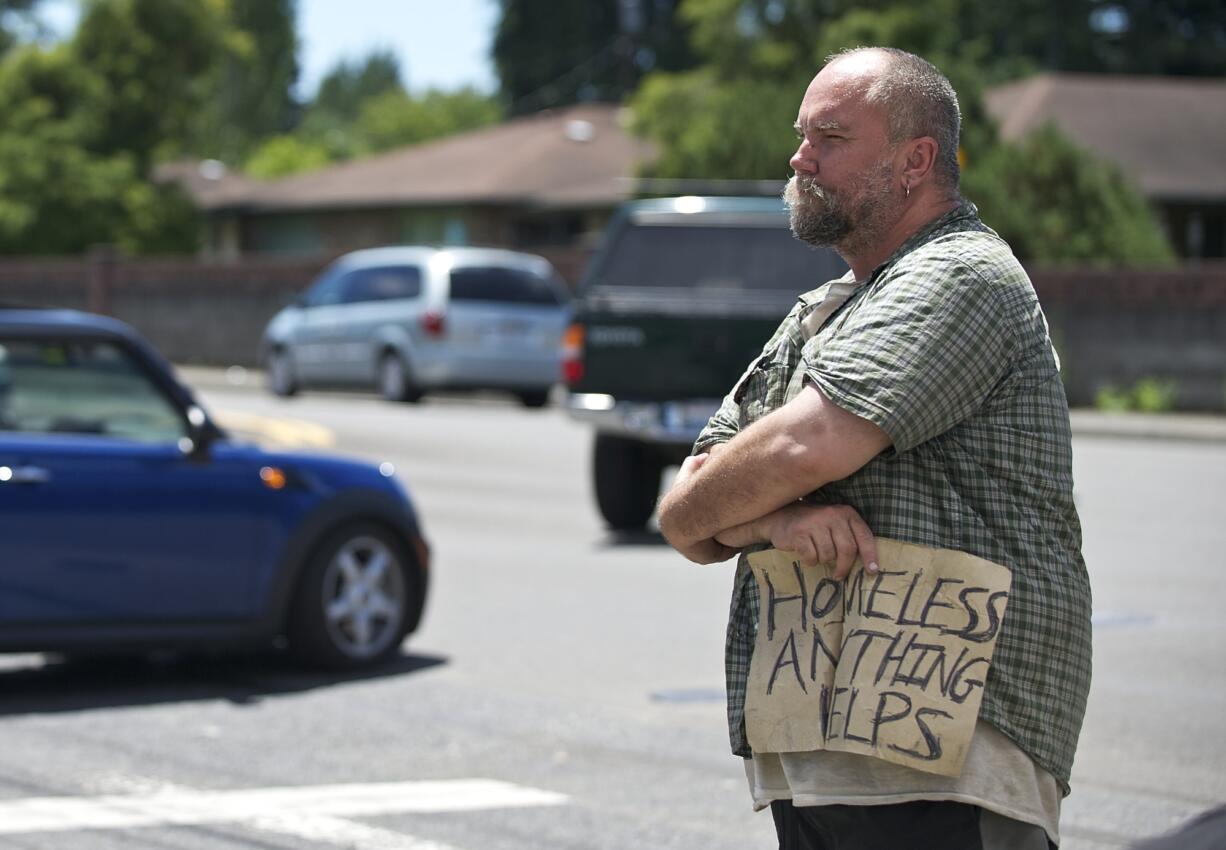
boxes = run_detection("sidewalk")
[175,365,1226,444]
[1067,409,1226,444]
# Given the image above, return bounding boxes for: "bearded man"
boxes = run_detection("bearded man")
[657,47,1091,850]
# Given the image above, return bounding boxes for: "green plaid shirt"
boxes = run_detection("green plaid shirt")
[695,201,1092,792]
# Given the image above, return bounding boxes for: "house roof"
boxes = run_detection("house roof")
[984,73,1226,203]
[190,103,656,213]
[153,158,260,208]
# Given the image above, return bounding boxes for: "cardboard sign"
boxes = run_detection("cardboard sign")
[745,539,1011,776]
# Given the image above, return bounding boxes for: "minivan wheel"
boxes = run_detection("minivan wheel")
[267,349,298,397]
[593,433,663,531]
[288,524,417,670]
[378,353,422,403]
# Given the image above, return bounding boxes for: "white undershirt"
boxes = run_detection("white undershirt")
[743,719,1062,845]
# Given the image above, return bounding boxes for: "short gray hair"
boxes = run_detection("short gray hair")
[828,47,962,189]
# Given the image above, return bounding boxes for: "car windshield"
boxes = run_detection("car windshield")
[595,223,847,293]
[0,338,185,442]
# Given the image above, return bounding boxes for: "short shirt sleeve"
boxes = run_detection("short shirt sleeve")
[803,257,1012,454]
[694,300,806,455]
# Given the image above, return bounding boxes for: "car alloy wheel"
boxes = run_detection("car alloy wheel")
[320,533,406,661]
[290,525,415,669]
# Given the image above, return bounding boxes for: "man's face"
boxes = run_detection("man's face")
[784,60,901,253]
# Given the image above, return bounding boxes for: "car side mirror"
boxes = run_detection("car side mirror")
[179,404,218,461]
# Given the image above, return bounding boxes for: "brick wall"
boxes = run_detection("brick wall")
[1030,264,1226,410]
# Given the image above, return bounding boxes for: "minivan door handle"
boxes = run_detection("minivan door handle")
[0,465,52,485]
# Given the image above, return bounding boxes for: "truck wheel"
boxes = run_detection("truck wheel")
[593,434,662,530]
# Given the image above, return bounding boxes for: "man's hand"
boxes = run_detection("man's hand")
[715,503,878,579]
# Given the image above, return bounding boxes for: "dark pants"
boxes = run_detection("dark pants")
[770,800,1056,850]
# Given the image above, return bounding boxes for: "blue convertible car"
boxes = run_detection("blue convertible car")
[0,308,430,669]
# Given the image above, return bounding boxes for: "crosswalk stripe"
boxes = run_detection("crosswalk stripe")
[251,813,465,850]
[0,779,568,836]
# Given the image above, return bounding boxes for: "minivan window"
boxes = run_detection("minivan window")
[304,272,346,307]
[596,223,847,292]
[449,266,563,305]
[341,266,422,304]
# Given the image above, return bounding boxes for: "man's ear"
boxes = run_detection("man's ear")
[900,136,939,185]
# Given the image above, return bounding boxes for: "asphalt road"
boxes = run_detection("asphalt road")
[0,377,1223,850]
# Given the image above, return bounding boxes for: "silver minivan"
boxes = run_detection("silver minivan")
[259,246,571,406]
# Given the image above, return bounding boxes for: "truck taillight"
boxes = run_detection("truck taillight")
[561,323,584,385]
[421,310,446,338]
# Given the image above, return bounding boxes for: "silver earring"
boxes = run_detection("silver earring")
[904,183,911,199]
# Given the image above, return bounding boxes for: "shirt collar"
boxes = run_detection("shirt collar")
[869,198,985,282]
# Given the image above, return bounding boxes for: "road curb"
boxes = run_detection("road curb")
[1067,410,1226,444]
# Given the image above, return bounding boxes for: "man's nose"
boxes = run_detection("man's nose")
[790,140,816,174]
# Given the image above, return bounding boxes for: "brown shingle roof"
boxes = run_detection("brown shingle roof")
[984,73,1226,202]
[153,159,259,208]
[202,103,655,213]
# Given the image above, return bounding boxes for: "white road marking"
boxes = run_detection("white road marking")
[0,779,567,837]
[251,813,464,850]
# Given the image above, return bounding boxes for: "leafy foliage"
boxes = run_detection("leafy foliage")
[0,1,501,252]
[242,49,503,178]
[242,134,331,180]
[72,0,227,169]
[962,125,1175,265]
[493,0,695,114]
[0,8,210,255]
[627,0,1182,263]
[189,0,299,164]
[313,49,403,121]
[0,0,44,56]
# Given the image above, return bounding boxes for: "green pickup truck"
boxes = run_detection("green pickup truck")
[563,196,847,530]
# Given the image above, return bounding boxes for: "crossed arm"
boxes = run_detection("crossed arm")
[656,383,892,577]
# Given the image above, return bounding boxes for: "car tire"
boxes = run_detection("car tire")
[288,523,419,670]
[378,352,423,403]
[267,348,298,397]
[593,433,662,531]
[517,389,550,409]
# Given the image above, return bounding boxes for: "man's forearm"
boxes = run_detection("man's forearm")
[658,385,890,551]
[659,415,816,550]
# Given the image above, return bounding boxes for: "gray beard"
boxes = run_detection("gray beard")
[782,165,897,253]
[782,176,852,247]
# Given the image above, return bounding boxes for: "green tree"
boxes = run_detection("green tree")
[962,125,1175,265]
[493,0,695,114]
[276,49,409,161]
[0,42,199,254]
[244,86,502,178]
[0,0,44,56]
[72,0,228,170]
[191,0,299,164]
[357,87,501,152]
[243,133,331,179]
[0,0,228,254]
[312,49,403,121]
[627,0,1177,263]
